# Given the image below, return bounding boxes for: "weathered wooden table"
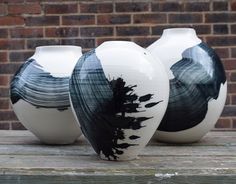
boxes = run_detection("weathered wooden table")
[0,130,235,184]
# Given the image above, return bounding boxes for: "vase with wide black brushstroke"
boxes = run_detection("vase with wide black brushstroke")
[10,46,82,144]
[147,28,227,143]
[69,41,169,160]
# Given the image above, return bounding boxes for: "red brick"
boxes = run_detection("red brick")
[80,3,113,13]
[205,13,236,23]
[228,83,236,93]
[184,2,209,12]
[0,99,9,109]
[0,4,6,15]
[80,27,113,37]
[193,25,211,35]
[45,27,79,37]
[9,51,33,62]
[115,2,149,12]
[8,3,41,14]
[133,14,167,24]
[214,48,229,59]
[0,40,24,50]
[0,122,10,130]
[215,118,231,128]
[213,24,229,34]
[116,26,149,36]
[44,4,77,14]
[233,119,236,128]
[0,0,24,3]
[0,16,24,26]
[222,59,236,70]
[0,29,8,38]
[0,87,9,98]
[231,1,236,11]
[231,48,236,58]
[62,15,95,25]
[97,15,130,25]
[26,0,64,2]
[226,94,231,105]
[206,36,236,46]
[152,2,183,12]
[232,95,236,105]
[231,72,236,81]
[221,106,236,117]
[0,52,7,62]
[0,76,8,86]
[226,71,231,82]
[169,13,203,23]
[0,111,18,121]
[213,1,228,11]
[230,24,236,34]
[11,122,26,130]
[25,16,59,26]
[0,63,21,74]
[10,28,43,38]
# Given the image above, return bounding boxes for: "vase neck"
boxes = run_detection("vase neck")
[160,28,200,42]
[34,45,82,55]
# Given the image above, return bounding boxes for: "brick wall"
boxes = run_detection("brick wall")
[0,0,235,130]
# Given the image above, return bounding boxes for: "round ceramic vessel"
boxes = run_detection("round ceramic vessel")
[10,45,82,144]
[69,41,169,160]
[147,28,227,143]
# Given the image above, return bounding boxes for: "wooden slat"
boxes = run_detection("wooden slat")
[0,131,235,146]
[0,155,235,175]
[0,130,235,182]
[0,144,235,156]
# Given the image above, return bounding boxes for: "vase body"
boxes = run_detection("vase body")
[69,41,169,160]
[147,28,227,143]
[10,46,82,144]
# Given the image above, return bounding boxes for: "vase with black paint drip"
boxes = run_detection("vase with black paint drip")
[10,46,82,144]
[147,28,227,143]
[69,41,169,160]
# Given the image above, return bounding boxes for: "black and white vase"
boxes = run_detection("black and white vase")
[69,41,169,160]
[147,28,227,143]
[10,46,82,144]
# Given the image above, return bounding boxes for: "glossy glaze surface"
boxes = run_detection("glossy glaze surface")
[147,28,227,143]
[70,41,169,160]
[10,46,82,144]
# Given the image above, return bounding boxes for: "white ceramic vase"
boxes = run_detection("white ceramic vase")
[147,28,227,143]
[69,41,169,160]
[10,46,82,144]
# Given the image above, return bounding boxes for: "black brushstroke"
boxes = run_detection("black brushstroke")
[145,101,163,108]
[10,59,70,111]
[139,94,153,102]
[70,49,162,160]
[158,42,226,132]
[129,135,140,140]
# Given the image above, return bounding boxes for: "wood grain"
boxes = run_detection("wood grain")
[0,130,235,183]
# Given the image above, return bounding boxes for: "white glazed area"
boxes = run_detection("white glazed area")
[96,41,169,160]
[12,46,82,144]
[147,28,227,143]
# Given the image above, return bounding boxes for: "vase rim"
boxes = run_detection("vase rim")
[98,40,141,50]
[101,40,135,45]
[162,28,196,35]
[35,45,82,53]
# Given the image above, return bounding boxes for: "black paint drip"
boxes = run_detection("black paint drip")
[70,50,162,160]
[158,42,226,132]
[10,59,70,111]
